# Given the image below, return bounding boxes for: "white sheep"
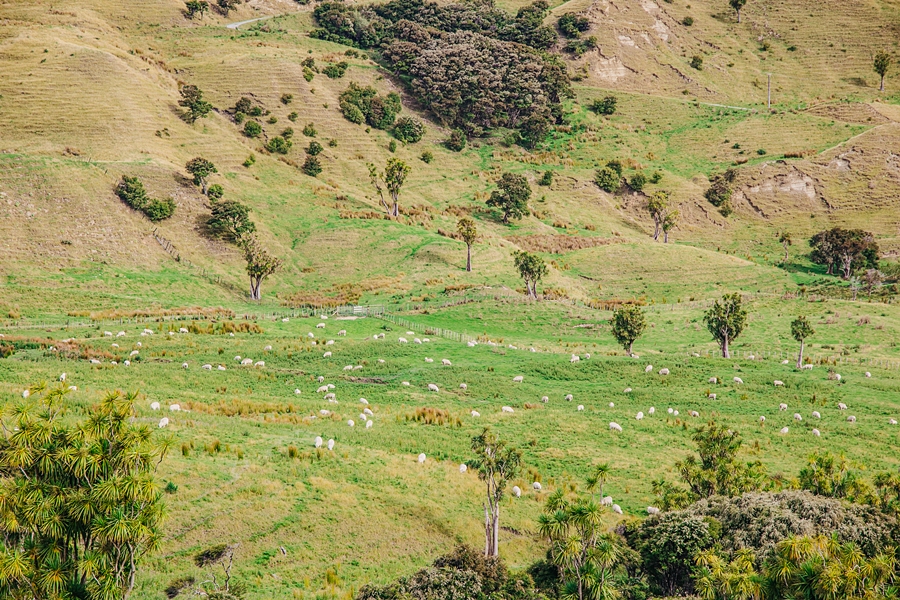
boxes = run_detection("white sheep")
[254,361,265,367]
[359,413,367,421]
[459,464,467,473]
[609,422,622,432]
[812,411,821,419]
[865,372,871,378]
[317,376,325,382]
[802,364,814,370]
[111,343,119,348]
[320,410,331,416]
[359,398,369,405]
[423,338,430,343]
[759,416,766,423]
[327,439,335,450]
[402,381,410,386]
[690,410,700,418]
[428,384,440,392]
[794,413,802,421]
[323,352,332,358]
[467,341,476,347]
[150,402,160,410]
[835,374,842,381]
[624,388,632,393]
[414,338,422,344]
[636,411,644,420]
[295,389,302,395]
[241,358,253,365]
[645,365,653,373]
[570,354,580,363]
[169,404,181,412]
[21,389,30,399]
[585,353,591,359]
[68,386,77,391]
[812,429,821,436]
[533,482,542,491]
[780,426,789,434]
[325,393,336,402]
[366,420,373,428]
[612,504,623,515]
[307,333,315,339]
[264,345,273,351]
[609,402,615,408]
[502,406,514,413]
[734,377,744,384]
[780,403,788,411]
[471,410,480,417]
[338,330,347,336]
[158,418,169,428]
[889,419,898,425]
[143,329,153,335]
[847,415,856,422]
[326,340,334,346]
[179,327,189,333]
[378,359,385,364]
[315,436,323,448]
[442,359,452,366]
[417,453,426,463]
[565,394,574,401]
[90,359,101,364]
[317,386,329,394]
[838,402,848,410]
[364,408,373,416]
[130,350,141,357]
[647,507,660,515]
[708,377,718,384]
[316,323,326,329]
[659,368,670,376]
[513,376,524,383]
[668,408,674,414]
[782,359,790,364]
[124,360,130,366]
[649,407,655,415]
[103,331,112,337]
[182,362,189,369]
[424,358,434,363]
[348,420,355,427]
[774,380,784,387]
[398,337,408,343]
[59,373,66,382]
[541,396,549,403]
[217,365,226,371]
[709,393,717,400]
[343,365,353,371]
[116,331,126,337]
[460,383,467,390]
[577,405,585,411]
[512,486,522,497]
[673,410,679,416]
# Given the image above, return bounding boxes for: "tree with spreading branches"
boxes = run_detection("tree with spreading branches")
[238,235,282,301]
[611,304,647,356]
[513,251,548,299]
[729,0,747,23]
[791,315,814,368]
[487,173,531,224]
[874,51,892,92]
[457,217,477,272]
[186,157,217,195]
[469,428,521,557]
[703,293,748,358]
[178,84,212,123]
[368,158,410,217]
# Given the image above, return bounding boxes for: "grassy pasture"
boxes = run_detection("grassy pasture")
[3,298,900,599]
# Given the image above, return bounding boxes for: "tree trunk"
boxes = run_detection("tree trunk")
[628,340,634,356]
[796,339,804,368]
[250,277,261,301]
[484,505,491,557]
[201,179,209,195]
[653,220,661,241]
[881,75,885,92]
[664,230,669,243]
[784,246,789,262]
[722,336,730,359]
[826,263,833,275]
[392,202,399,217]
[736,8,741,22]
[492,505,500,557]
[466,244,472,272]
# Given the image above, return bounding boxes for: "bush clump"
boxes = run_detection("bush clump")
[323,61,349,78]
[594,166,620,192]
[589,95,617,115]
[306,141,323,155]
[393,116,425,143]
[265,136,292,154]
[339,83,402,130]
[302,155,322,177]
[115,176,176,221]
[243,121,262,138]
[445,129,467,152]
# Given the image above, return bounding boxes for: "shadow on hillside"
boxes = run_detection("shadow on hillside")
[844,77,869,88]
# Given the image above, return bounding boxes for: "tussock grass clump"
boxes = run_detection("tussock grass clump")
[408,407,461,427]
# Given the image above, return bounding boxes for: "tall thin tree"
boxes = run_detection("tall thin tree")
[469,428,521,557]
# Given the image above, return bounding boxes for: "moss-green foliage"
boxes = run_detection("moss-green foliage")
[557,13,590,38]
[339,83,402,130]
[392,116,425,143]
[242,120,262,138]
[265,136,292,154]
[302,154,322,176]
[445,129,467,152]
[323,61,349,79]
[115,176,176,221]
[594,166,620,192]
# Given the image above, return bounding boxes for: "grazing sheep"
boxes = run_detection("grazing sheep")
[812,411,821,419]
[460,383,468,390]
[241,358,253,366]
[317,376,325,383]
[471,410,480,417]
[319,410,331,416]
[501,406,514,413]
[636,412,644,420]
[130,350,139,357]
[282,317,290,322]
[624,388,632,393]
[338,330,347,336]
[570,355,580,363]
[428,384,440,392]
[759,416,766,423]
[649,407,656,415]
[414,338,422,344]
[847,415,856,422]
[708,377,718,384]
[315,436,323,448]
[794,413,802,421]
[659,368,670,376]
[565,394,574,401]
[317,386,329,394]
[402,381,410,386]
[541,396,549,403]
[780,427,789,434]
[323,352,332,358]
[801,364,814,370]
[179,327,189,333]
[125,361,131,366]
[264,345,273,351]
[513,376,524,382]
[295,389,302,395]
[316,323,326,329]
[612,504,623,515]
[530,347,536,352]
[343,365,353,371]
[601,496,613,506]
[254,361,265,367]
[378,359,385,364]
[348,420,355,427]
[169,404,181,412]
[89,358,101,365]
[150,402,160,410]
[324,393,336,402]
[774,380,784,387]
[782,360,790,365]
[22,390,29,398]
[158,418,169,428]
[834,374,842,381]
[467,342,477,347]
[668,408,674,414]
[366,420,373,429]
[103,331,112,337]
[359,398,369,405]
[364,408,373,416]
[889,419,897,425]
[733,377,743,384]
[780,403,788,411]
[647,507,660,515]
[327,384,335,390]
[326,340,335,346]
[673,410,679,416]
[577,405,585,411]
[143,329,153,335]
[709,393,717,400]
[418,453,426,463]
[609,402,615,408]
[512,486,522,497]
[112,343,119,348]
[865,372,871,378]
[459,464,467,473]
[690,411,700,418]
[585,353,591,359]
[609,422,622,432]
[423,338,430,343]
[59,373,67,382]
[424,358,434,363]
[353,365,363,370]
[327,439,335,450]
[533,482,542,491]
[217,365,226,371]
[307,333,315,339]
[812,429,821,436]
[116,331,126,337]
[442,359,452,366]
[359,414,367,421]
[645,365,653,373]
[838,403,848,410]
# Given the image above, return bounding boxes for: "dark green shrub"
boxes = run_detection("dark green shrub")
[306,141,323,155]
[142,197,177,222]
[243,154,256,167]
[388,139,397,152]
[206,184,224,200]
[328,139,338,147]
[288,111,298,122]
[445,129,466,152]
[606,159,623,175]
[589,95,618,115]
[557,13,590,38]
[323,61,349,78]
[280,93,293,105]
[682,16,694,25]
[756,148,767,155]
[234,97,253,114]
[243,120,262,138]
[594,166,620,192]
[690,55,703,70]
[630,513,713,597]
[302,57,315,69]
[420,151,434,163]
[339,83,401,129]
[115,176,148,210]
[302,155,322,177]
[649,171,663,184]
[393,116,425,143]
[303,67,315,82]
[265,136,292,154]
[342,103,365,124]
[207,200,256,241]
[267,116,278,124]
[234,112,245,124]
[629,172,647,191]
[704,169,735,208]
[303,122,317,137]
[248,105,263,117]
[538,171,553,186]
[281,127,294,140]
